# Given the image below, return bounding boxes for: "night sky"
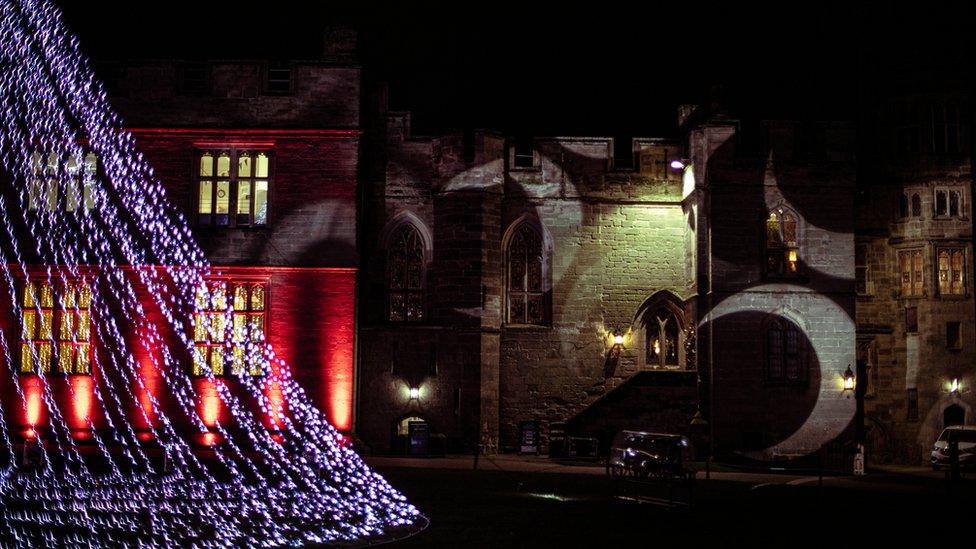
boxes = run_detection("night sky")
[59,1,971,138]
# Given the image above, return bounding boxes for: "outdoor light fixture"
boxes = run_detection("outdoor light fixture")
[670,158,688,170]
[950,378,960,394]
[613,332,625,346]
[409,386,420,400]
[842,365,856,395]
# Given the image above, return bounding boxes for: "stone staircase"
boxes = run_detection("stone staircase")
[564,370,700,454]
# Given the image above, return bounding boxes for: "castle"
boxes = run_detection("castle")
[1,31,970,466]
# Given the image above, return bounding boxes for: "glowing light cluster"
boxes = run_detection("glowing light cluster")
[0,0,422,545]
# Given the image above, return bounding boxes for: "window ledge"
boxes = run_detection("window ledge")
[503,323,551,331]
[762,275,809,284]
[15,372,92,377]
[195,225,271,231]
[762,380,810,389]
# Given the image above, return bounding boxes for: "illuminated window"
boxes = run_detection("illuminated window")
[765,318,807,385]
[899,249,924,297]
[855,243,870,295]
[197,149,271,227]
[937,248,966,296]
[645,309,680,368]
[27,151,98,212]
[387,224,425,322]
[934,187,963,218]
[764,207,799,277]
[19,280,92,375]
[192,280,267,377]
[506,221,547,325]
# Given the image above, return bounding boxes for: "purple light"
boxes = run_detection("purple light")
[670,159,686,170]
[0,0,423,545]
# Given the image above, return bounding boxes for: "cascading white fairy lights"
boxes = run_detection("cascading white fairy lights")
[0,0,423,546]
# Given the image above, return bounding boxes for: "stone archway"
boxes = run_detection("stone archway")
[944,404,965,428]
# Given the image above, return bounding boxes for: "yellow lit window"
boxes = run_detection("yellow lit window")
[192,279,268,377]
[18,280,93,375]
[938,248,967,296]
[196,149,272,227]
[26,150,98,212]
[765,208,800,278]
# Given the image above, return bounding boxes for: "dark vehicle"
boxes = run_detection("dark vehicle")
[931,425,976,470]
[608,430,695,479]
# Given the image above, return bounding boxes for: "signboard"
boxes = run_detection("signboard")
[407,421,429,456]
[519,420,539,454]
[548,422,566,458]
[567,437,599,460]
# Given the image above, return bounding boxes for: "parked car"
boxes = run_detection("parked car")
[608,430,694,479]
[931,425,976,470]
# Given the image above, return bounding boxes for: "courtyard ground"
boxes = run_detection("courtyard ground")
[366,455,975,548]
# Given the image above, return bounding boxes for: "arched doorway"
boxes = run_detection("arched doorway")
[943,404,965,428]
[392,415,428,455]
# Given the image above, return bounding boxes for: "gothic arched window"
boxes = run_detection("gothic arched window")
[506,222,547,325]
[388,224,426,322]
[645,308,681,368]
[765,207,799,277]
[765,318,807,385]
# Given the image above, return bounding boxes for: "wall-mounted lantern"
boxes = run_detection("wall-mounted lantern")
[605,328,628,351]
[408,386,420,400]
[949,378,960,394]
[842,365,856,396]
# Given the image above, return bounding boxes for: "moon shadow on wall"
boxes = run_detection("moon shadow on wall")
[699,310,822,455]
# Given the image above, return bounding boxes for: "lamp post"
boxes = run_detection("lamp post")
[690,407,709,480]
[853,361,867,475]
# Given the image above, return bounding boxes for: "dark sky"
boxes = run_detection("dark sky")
[59,1,972,138]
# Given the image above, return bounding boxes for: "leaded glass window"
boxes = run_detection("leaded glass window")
[27,150,97,212]
[197,149,270,227]
[646,309,680,368]
[387,225,425,322]
[765,208,799,277]
[765,319,807,384]
[507,223,546,325]
[20,280,92,375]
[899,249,924,297]
[192,280,267,376]
[938,248,966,296]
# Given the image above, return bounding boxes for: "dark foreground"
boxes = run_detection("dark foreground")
[369,456,975,548]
